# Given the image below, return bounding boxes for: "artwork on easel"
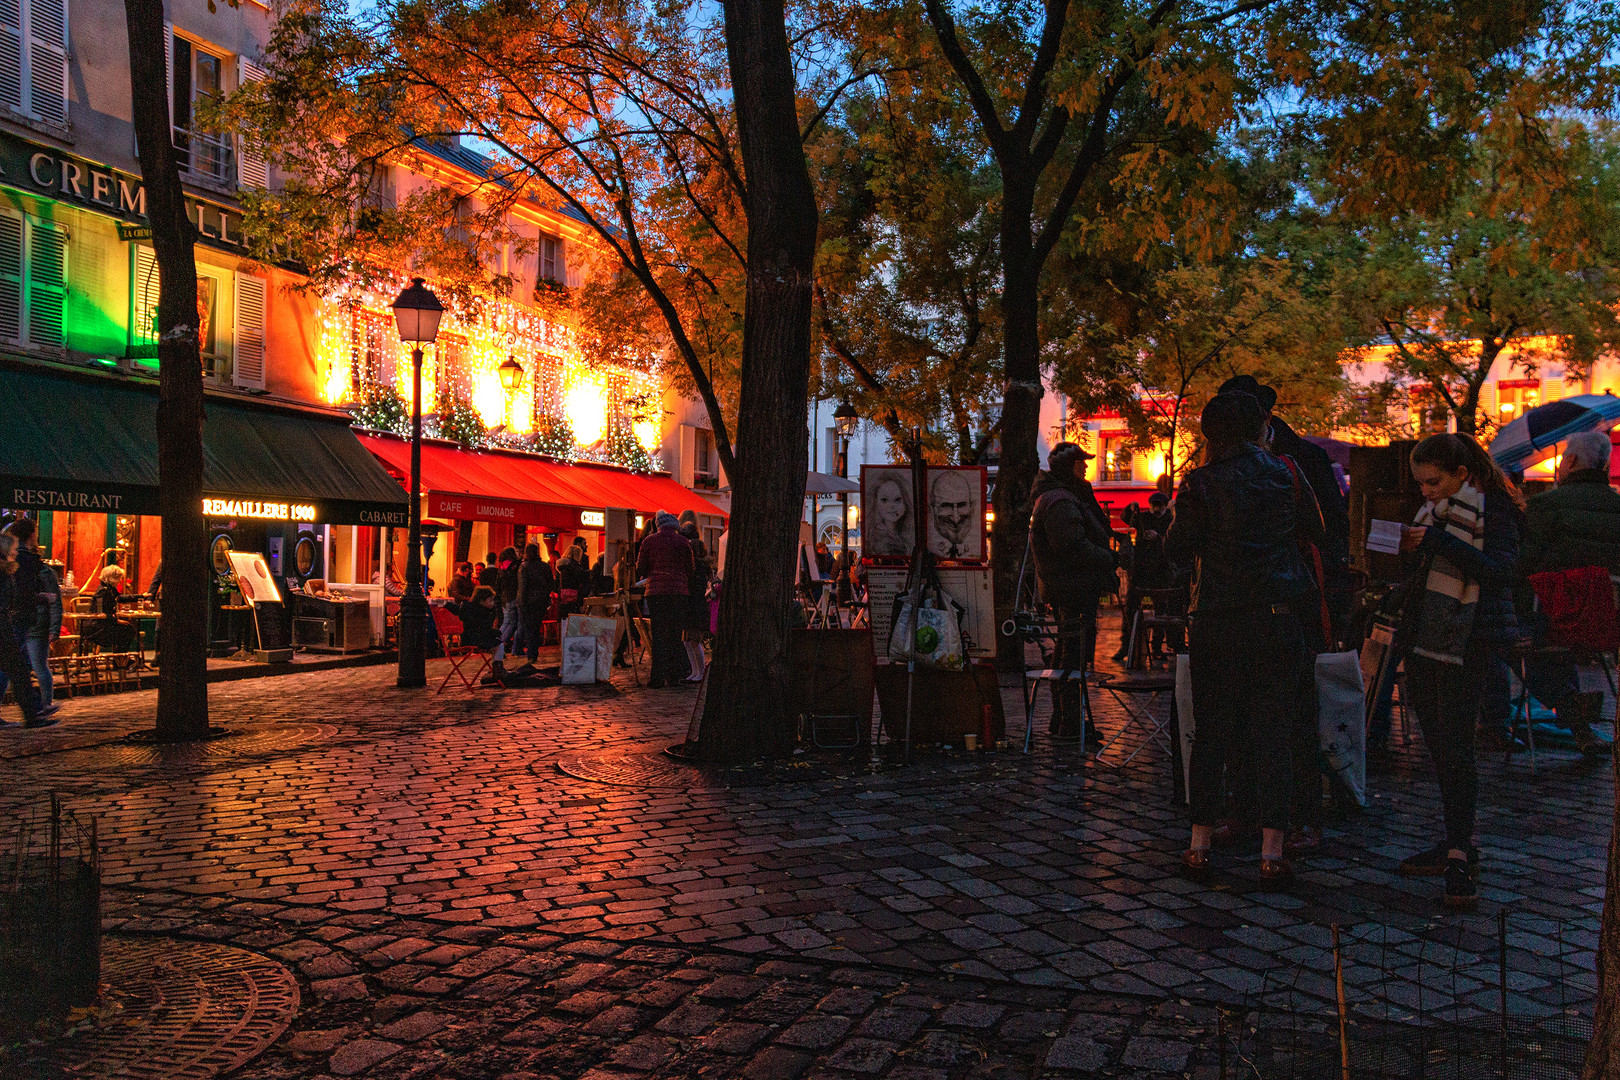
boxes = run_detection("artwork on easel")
[923,466,987,563]
[860,465,916,560]
[561,635,598,685]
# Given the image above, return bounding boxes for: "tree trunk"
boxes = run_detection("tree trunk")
[698,0,817,763]
[993,182,1042,669]
[125,0,209,740]
[1585,749,1620,1078]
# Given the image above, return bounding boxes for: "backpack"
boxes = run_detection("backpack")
[1528,565,1620,653]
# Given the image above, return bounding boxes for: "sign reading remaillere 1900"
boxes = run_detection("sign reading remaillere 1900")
[0,130,250,255]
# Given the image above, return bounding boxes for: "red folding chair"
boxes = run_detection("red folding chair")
[432,606,493,693]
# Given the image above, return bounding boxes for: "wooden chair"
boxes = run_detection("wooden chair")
[431,606,493,694]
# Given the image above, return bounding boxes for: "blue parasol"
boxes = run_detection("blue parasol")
[1489,393,1620,472]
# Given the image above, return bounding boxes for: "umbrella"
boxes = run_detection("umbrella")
[1489,393,1620,472]
[805,470,859,495]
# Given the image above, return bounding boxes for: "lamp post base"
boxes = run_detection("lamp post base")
[396,589,428,689]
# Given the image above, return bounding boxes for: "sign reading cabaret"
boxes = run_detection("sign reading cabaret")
[0,130,249,255]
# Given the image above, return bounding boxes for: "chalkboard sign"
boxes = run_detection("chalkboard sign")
[254,602,288,651]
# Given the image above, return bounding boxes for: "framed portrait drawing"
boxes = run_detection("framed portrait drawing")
[860,465,917,560]
[923,466,987,563]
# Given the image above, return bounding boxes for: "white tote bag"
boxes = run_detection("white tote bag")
[1316,650,1367,808]
[1175,653,1195,803]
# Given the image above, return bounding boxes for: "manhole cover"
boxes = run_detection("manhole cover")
[9,936,299,1078]
[95,724,339,767]
[552,748,726,790]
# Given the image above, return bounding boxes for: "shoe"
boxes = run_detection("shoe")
[1258,857,1295,887]
[512,662,537,678]
[1283,826,1322,857]
[1399,842,1478,878]
[1443,856,1478,910]
[22,715,58,729]
[36,704,60,717]
[1180,848,1212,884]
[1570,721,1611,760]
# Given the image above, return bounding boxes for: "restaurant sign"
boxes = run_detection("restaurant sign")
[579,510,605,528]
[0,130,251,255]
[203,498,317,522]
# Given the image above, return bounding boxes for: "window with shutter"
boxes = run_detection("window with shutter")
[0,212,22,343]
[236,58,268,188]
[25,0,63,127]
[27,219,64,346]
[0,0,66,126]
[233,274,266,389]
[132,244,160,355]
[0,0,24,114]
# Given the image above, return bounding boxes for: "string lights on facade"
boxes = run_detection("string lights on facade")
[317,276,662,471]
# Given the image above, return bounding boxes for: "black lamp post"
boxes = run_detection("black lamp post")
[833,400,858,562]
[391,277,444,689]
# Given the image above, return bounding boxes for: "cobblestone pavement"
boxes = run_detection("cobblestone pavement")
[0,630,1610,1079]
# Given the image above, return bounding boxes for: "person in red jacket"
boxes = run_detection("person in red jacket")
[637,511,694,687]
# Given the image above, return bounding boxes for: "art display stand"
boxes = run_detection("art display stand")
[874,661,1005,745]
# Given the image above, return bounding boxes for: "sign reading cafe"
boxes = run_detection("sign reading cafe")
[0,130,250,255]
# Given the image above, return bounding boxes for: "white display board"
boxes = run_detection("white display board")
[865,566,994,660]
[226,551,282,605]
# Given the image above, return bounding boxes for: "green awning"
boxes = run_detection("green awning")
[0,361,410,526]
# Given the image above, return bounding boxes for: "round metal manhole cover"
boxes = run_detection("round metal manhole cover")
[12,937,299,1078]
[101,723,340,766]
[551,748,727,791]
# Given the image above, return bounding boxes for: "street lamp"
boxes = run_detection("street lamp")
[832,400,858,582]
[391,277,443,689]
[498,354,525,392]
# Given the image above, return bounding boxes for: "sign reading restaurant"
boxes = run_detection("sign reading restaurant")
[0,130,252,256]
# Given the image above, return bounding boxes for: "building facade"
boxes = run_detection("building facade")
[0,0,725,655]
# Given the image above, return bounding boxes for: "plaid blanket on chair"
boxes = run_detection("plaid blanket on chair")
[1410,481,1485,665]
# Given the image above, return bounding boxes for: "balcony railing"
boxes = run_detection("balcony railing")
[173,127,235,182]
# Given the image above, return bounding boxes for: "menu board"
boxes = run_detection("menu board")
[226,551,283,605]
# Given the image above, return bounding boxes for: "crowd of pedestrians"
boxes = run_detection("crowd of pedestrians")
[1023,372,1620,911]
[432,512,717,688]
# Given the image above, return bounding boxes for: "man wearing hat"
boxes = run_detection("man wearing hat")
[1218,374,1346,853]
[1029,442,1119,739]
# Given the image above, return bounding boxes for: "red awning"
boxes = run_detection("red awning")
[356,433,725,527]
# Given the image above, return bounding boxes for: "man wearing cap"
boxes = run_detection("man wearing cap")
[1029,442,1119,740]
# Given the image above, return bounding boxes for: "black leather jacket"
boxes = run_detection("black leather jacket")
[1166,443,1323,615]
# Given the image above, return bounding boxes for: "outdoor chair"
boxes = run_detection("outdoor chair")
[430,606,493,694]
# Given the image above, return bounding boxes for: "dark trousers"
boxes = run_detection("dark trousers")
[1050,601,1097,737]
[0,620,38,723]
[1406,649,1486,849]
[1188,609,1308,831]
[646,594,690,685]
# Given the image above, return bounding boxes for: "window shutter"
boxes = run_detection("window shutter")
[233,274,266,389]
[25,0,63,127]
[26,220,64,345]
[1478,383,1496,424]
[0,0,22,113]
[235,58,268,188]
[133,243,159,348]
[1542,376,1564,404]
[0,212,22,342]
[677,424,696,487]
